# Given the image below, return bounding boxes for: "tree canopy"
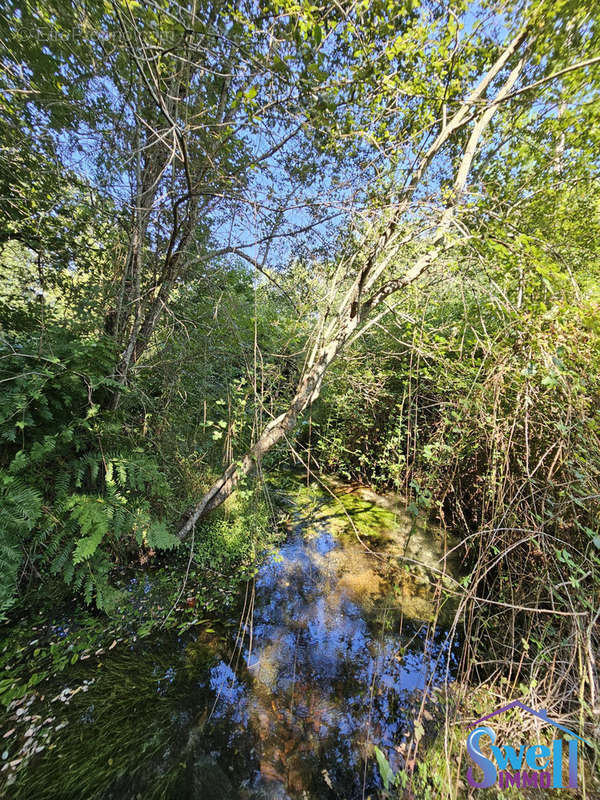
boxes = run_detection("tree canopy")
[0,2,599,771]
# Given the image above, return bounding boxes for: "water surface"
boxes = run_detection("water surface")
[2,480,458,799]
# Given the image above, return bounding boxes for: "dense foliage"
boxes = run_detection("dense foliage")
[312,183,600,706]
[1,0,599,795]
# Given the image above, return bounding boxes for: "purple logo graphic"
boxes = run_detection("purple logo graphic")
[466,700,591,790]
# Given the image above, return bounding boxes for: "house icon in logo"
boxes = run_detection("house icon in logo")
[469,699,591,744]
[466,700,591,790]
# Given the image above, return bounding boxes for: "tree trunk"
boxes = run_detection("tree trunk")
[177,32,530,536]
[178,335,344,538]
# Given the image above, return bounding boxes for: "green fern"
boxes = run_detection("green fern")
[66,495,112,564]
[144,519,181,551]
[0,335,180,612]
[0,473,43,617]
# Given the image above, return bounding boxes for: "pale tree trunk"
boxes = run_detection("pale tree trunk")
[108,5,233,407]
[177,244,444,538]
[178,33,529,538]
[178,327,352,538]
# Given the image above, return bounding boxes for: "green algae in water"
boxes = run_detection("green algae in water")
[2,631,239,800]
[281,474,460,624]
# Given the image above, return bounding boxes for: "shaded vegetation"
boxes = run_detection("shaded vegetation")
[1,0,599,797]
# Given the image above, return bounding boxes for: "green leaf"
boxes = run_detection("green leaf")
[374,746,395,791]
[145,520,181,551]
[73,528,105,564]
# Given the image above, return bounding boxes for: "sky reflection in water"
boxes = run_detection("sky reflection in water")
[205,515,457,799]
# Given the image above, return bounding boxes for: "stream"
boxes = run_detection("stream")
[2,480,459,799]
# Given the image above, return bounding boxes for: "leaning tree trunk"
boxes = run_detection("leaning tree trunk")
[177,30,530,538]
[177,336,345,538]
[176,237,447,540]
